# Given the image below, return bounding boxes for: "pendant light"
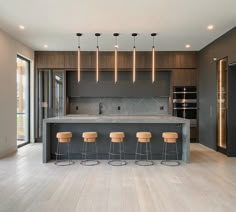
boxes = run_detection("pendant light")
[95,33,101,82]
[113,33,119,83]
[132,33,138,83]
[76,33,82,82]
[151,33,157,83]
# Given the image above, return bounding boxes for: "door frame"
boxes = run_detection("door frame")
[17,55,30,148]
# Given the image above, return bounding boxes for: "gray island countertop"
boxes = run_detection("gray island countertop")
[44,114,190,124]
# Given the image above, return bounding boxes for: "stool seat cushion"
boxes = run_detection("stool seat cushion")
[138,138,150,143]
[164,138,177,143]
[84,138,96,142]
[136,132,152,139]
[110,132,125,139]
[56,132,72,139]
[111,138,124,143]
[58,138,71,143]
[162,132,178,139]
[82,132,98,139]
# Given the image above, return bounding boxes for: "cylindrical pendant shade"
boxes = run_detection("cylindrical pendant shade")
[133,47,136,83]
[78,47,80,82]
[152,46,155,83]
[115,47,118,83]
[76,33,82,83]
[96,47,99,82]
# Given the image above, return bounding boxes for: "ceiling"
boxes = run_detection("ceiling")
[0,0,235,51]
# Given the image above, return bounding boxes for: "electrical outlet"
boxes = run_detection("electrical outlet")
[76,106,79,110]
[160,106,164,110]
[117,106,121,110]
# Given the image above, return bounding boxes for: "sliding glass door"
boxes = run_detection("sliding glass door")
[16,56,30,147]
[36,70,65,142]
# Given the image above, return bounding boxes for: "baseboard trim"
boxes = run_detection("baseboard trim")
[0,149,17,159]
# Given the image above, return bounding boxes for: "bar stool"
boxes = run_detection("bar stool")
[108,132,127,166]
[161,132,180,166]
[55,132,74,166]
[135,132,154,166]
[80,132,99,166]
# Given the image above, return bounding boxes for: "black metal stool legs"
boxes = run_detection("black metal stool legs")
[80,142,100,166]
[135,142,154,166]
[55,142,74,166]
[161,142,180,166]
[108,142,127,166]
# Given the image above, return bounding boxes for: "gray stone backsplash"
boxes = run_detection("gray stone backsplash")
[69,97,169,115]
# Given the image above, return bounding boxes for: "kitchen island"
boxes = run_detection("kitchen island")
[43,115,190,163]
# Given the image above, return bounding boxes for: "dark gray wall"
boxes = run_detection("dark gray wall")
[67,71,171,97]
[199,27,236,149]
[227,65,236,156]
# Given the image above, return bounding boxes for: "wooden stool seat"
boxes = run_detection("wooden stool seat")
[82,132,98,142]
[135,132,153,166]
[136,132,152,143]
[81,132,99,166]
[110,132,125,143]
[162,132,178,143]
[56,132,72,143]
[55,132,74,166]
[161,132,180,166]
[108,132,127,166]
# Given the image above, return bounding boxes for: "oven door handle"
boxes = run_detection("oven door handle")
[173,107,198,109]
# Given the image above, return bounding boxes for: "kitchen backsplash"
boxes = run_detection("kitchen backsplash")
[69,97,170,115]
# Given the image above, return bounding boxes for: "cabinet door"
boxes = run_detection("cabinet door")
[172,69,197,86]
[64,52,77,69]
[36,52,65,69]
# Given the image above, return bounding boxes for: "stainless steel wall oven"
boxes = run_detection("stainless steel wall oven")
[173,86,197,127]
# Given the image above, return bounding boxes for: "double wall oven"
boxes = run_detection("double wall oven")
[173,86,197,127]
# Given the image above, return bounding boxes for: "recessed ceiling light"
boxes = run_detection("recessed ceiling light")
[19,25,25,30]
[185,44,191,48]
[207,25,214,30]
[44,44,48,48]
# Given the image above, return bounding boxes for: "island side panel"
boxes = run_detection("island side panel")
[182,121,190,163]
[43,121,51,163]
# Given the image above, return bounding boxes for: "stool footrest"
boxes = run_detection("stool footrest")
[161,160,180,166]
[108,160,127,166]
[135,160,154,166]
[80,160,100,166]
[54,160,74,166]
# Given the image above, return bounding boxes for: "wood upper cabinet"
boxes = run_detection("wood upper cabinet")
[158,52,197,69]
[35,52,65,69]
[35,51,197,70]
[64,52,77,69]
[172,69,198,86]
[118,52,132,69]
[64,51,95,69]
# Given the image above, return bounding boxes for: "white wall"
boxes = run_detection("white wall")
[0,29,34,157]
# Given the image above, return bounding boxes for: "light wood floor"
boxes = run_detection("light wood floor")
[0,144,236,212]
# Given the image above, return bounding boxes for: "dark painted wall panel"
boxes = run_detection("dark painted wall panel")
[199,27,236,149]
[67,71,171,97]
[227,65,236,156]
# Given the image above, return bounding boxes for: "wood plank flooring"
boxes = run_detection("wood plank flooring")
[0,143,236,212]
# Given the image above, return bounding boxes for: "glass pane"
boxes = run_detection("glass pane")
[217,59,227,149]
[53,71,64,117]
[16,57,29,146]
